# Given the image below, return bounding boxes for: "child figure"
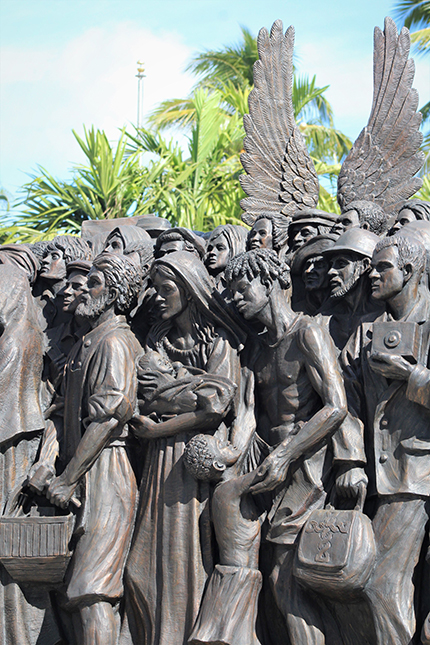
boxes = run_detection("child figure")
[184,434,264,645]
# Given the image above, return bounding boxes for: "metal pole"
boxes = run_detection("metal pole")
[136,61,146,130]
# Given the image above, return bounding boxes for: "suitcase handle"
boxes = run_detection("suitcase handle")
[326,481,366,513]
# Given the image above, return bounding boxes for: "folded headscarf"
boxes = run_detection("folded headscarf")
[150,251,246,350]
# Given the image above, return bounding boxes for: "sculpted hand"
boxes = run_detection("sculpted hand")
[46,473,77,509]
[129,415,158,438]
[250,451,291,494]
[369,352,414,380]
[335,466,368,499]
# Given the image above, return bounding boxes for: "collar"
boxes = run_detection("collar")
[385,294,430,324]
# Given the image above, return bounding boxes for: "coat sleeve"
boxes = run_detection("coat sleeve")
[406,364,430,410]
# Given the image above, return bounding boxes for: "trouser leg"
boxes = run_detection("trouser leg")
[270,544,340,645]
[80,601,119,645]
[364,497,427,645]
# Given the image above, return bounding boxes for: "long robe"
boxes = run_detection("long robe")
[125,330,242,645]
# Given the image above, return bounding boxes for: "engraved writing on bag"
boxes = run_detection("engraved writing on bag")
[305,517,351,562]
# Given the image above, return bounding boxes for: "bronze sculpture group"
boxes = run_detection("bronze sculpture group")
[1,15,430,645]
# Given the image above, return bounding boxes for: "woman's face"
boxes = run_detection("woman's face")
[205,233,230,274]
[153,271,189,321]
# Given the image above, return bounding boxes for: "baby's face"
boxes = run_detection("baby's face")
[141,352,175,376]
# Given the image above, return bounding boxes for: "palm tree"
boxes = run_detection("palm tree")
[127,89,246,231]
[1,127,148,243]
[393,0,430,129]
[147,27,352,215]
[393,0,430,55]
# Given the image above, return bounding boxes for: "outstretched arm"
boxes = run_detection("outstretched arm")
[130,409,223,439]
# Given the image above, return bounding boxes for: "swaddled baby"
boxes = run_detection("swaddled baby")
[130,350,237,439]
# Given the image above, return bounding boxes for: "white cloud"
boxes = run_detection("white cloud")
[299,37,429,141]
[0,21,195,191]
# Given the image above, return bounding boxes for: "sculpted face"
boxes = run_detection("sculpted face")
[205,233,230,274]
[328,252,367,298]
[75,268,111,320]
[369,246,405,301]
[302,255,329,292]
[230,275,270,321]
[389,208,417,236]
[61,271,88,314]
[39,248,67,281]
[103,233,124,255]
[289,224,318,253]
[157,240,185,257]
[153,272,188,321]
[248,218,273,250]
[331,210,360,236]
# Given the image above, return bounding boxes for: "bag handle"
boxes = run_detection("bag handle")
[326,481,366,513]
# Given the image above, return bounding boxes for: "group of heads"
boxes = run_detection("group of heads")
[4,195,429,330]
[221,230,427,326]
[33,229,147,323]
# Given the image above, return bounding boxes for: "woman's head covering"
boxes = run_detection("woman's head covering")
[154,227,206,259]
[206,225,248,260]
[150,251,246,350]
[104,224,152,251]
[398,199,430,221]
[0,244,40,284]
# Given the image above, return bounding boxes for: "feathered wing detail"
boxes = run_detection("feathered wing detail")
[337,16,424,214]
[239,20,319,226]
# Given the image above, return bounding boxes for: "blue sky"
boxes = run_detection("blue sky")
[1,0,429,204]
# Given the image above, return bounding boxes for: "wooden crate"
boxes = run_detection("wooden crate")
[0,514,75,584]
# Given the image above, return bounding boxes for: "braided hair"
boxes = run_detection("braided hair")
[225,249,291,290]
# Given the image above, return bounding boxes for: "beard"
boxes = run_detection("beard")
[331,267,363,299]
[75,292,110,321]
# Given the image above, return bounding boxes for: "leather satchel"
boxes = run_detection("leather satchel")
[293,484,376,601]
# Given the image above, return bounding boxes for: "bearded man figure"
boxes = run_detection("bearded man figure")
[36,253,143,645]
[318,228,382,351]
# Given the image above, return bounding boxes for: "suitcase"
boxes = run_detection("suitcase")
[294,484,376,600]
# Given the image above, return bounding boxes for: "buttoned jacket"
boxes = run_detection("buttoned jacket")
[342,295,430,497]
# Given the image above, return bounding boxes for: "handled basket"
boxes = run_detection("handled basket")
[0,513,75,584]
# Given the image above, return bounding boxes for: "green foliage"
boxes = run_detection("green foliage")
[186,26,259,90]
[2,127,148,243]
[4,25,355,240]
[393,1,430,130]
[128,89,246,231]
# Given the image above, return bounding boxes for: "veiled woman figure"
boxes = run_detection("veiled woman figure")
[204,224,248,296]
[124,251,252,645]
[102,224,153,255]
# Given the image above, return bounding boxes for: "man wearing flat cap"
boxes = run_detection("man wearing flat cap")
[290,234,337,315]
[287,209,338,256]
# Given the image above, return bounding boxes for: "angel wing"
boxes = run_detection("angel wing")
[337,16,424,214]
[239,20,319,226]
